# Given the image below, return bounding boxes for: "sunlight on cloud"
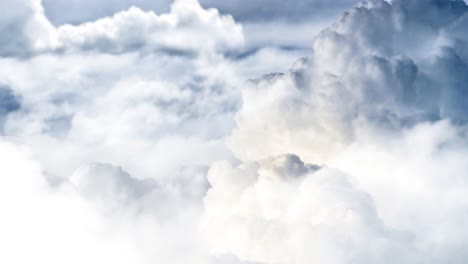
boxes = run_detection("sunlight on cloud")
[1,0,468,264]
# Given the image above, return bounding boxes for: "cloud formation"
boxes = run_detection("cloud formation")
[1,0,244,56]
[2,0,468,264]
[0,0,58,56]
[57,0,244,54]
[203,155,402,264]
[202,0,468,263]
[229,0,468,163]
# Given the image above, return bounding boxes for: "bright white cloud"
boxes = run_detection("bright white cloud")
[56,0,244,54]
[0,139,242,264]
[229,0,468,164]
[202,0,468,263]
[203,154,417,264]
[2,0,468,263]
[0,0,244,56]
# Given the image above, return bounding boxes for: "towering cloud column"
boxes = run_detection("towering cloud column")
[203,0,468,263]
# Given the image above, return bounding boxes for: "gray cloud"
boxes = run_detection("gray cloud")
[0,0,58,57]
[0,86,21,131]
[0,86,21,116]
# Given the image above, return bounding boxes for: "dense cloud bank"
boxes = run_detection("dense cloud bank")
[2,0,468,264]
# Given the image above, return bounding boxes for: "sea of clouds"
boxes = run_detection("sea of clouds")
[1,0,468,263]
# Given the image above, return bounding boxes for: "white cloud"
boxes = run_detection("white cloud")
[201,1,468,263]
[2,0,468,263]
[0,140,146,264]
[0,139,243,264]
[229,0,468,164]
[56,0,244,54]
[0,0,58,56]
[0,0,244,57]
[70,162,157,208]
[203,154,416,264]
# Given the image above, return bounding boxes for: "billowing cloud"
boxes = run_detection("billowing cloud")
[57,0,244,54]
[0,0,58,56]
[203,155,418,264]
[0,139,233,264]
[3,0,468,263]
[229,0,468,164]
[202,0,468,263]
[1,0,244,56]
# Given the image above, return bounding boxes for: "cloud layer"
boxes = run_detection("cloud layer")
[2,0,468,264]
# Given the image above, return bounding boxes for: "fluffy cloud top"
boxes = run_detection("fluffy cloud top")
[0,0,244,56]
[202,1,468,263]
[229,0,468,163]
[57,0,244,54]
[204,155,417,264]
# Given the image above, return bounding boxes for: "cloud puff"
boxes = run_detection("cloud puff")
[0,139,238,264]
[1,0,244,57]
[0,0,58,56]
[202,1,468,263]
[330,120,468,263]
[203,154,416,264]
[0,140,146,264]
[57,0,244,54]
[229,0,468,164]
